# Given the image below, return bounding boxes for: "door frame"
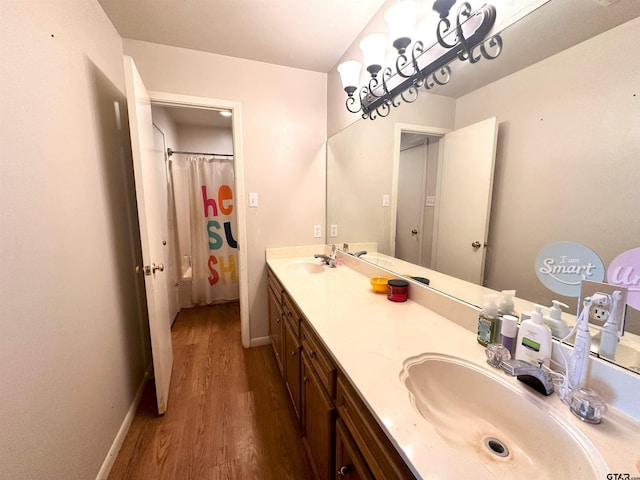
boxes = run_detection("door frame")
[390,123,450,257]
[148,90,250,348]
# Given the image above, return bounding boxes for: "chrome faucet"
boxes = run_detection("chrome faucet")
[500,359,554,396]
[352,250,367,258]
[314,245,337,268]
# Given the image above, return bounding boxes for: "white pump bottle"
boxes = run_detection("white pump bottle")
[515,304,552,366]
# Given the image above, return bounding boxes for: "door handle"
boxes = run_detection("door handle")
[472,241,482,249]
[136,264,164,276]
[152,263,165,273]
[411,229,418,235]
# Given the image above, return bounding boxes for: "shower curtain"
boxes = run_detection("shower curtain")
[187,156,239,305]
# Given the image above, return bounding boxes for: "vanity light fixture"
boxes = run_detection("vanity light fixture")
[219,111,232,117]
[337,0,503,120]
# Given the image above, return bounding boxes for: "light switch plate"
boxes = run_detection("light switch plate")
[382,194,390,207]
[248,192,258,208]
[426,196,436,207]
[330,224,338,237]
[313,225,322,238]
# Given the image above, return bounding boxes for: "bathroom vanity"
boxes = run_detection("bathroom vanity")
[266,246,640,480]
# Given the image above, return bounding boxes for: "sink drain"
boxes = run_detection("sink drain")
[484,437,509,458]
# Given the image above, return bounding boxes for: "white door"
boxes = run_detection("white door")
[395,142,426,264]
[123,57,173,415]
[433,117,497,284]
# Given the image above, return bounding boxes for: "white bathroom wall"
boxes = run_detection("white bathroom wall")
[0,1,149,478]
[123,40,327,341]
[455,17,640,317]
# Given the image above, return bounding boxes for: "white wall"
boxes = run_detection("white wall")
[124,40,327,341]
[0,1,149,478]
[455,17,640,321]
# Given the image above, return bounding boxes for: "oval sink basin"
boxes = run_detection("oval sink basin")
[286,261,325,275]
[400,353,607,479]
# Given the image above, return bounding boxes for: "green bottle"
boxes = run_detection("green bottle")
[477,294,501,346]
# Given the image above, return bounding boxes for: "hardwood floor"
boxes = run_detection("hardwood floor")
[109,302,314,480]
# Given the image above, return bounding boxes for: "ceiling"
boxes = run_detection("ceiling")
[102,0,640,127]
[98,0,386,73]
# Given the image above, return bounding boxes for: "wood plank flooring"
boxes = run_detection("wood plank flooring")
[109,302,314,480]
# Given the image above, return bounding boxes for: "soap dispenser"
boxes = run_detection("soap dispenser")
[515,304,552,366]
[543,300,570,338]
[498,290,516,317]
[477,295,500,346]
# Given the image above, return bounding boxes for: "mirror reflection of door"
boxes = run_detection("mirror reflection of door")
[394,118,497,284]
[395,133,440,266]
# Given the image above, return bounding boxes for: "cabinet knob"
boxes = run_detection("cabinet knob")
[338,465,352,477]
[310,351,317,359]
[303,377,309,383]
[291,350,297,357]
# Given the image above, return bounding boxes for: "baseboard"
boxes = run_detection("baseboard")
[95,368,151,480]
[250,335,271,347]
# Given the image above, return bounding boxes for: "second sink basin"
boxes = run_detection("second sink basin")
[400,353,608,479]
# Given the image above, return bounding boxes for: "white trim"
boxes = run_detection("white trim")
[390,123,451,256]
[250,336,272,347]
[147,91,251,348]
[96,370,151,480]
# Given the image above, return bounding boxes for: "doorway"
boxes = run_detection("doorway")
[395,132,441,267]
[148,91,249,348]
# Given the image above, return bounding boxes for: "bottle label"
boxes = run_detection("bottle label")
[521,337,541,352]
[477,318,492,345]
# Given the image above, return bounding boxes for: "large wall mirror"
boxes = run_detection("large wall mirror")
[327,0,640,373]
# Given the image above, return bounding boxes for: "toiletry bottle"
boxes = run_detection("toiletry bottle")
[542,300,570,339]
[568,297,596,390]
[477,295,500,346]
[500,315,519,356]
[599,291,622,361]
[515,304,552,366]
[498,290,516,317]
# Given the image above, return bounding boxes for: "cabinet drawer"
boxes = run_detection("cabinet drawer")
[283,292,301,338]
[336,375,416,480]
[301,321,336,399]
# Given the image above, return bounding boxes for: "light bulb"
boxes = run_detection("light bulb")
[384,0,418,54]
[359,33,387,77]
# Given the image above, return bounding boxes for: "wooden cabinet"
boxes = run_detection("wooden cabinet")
[284,313,302,419]
[335,418,373,480]
[336,375,416,480]
[267,266,415,480]
[302,352,335,480]
[267,270,285,376]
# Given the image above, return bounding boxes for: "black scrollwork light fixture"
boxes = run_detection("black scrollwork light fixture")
[337,0,503,120]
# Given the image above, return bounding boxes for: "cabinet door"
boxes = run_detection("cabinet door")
[335,419,373,480]
[268,287,285,377]
[302,353,335,480]
[285,319,301,419]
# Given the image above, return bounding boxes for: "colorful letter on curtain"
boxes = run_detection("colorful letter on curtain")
[188,157,239,305]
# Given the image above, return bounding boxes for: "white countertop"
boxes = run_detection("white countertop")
[266,247,640,480]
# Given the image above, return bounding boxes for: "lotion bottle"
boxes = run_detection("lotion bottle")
[543,300,570,339]
[515,304,552,366]
[477,295,500,346]
[500,315,519,356]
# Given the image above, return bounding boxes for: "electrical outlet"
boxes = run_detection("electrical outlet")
[330,224,338,237]
[580,279,628,336]
[382,194,390,207]
[248,192,258,207]
[313,224,321,238]
[589,294,611,322]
